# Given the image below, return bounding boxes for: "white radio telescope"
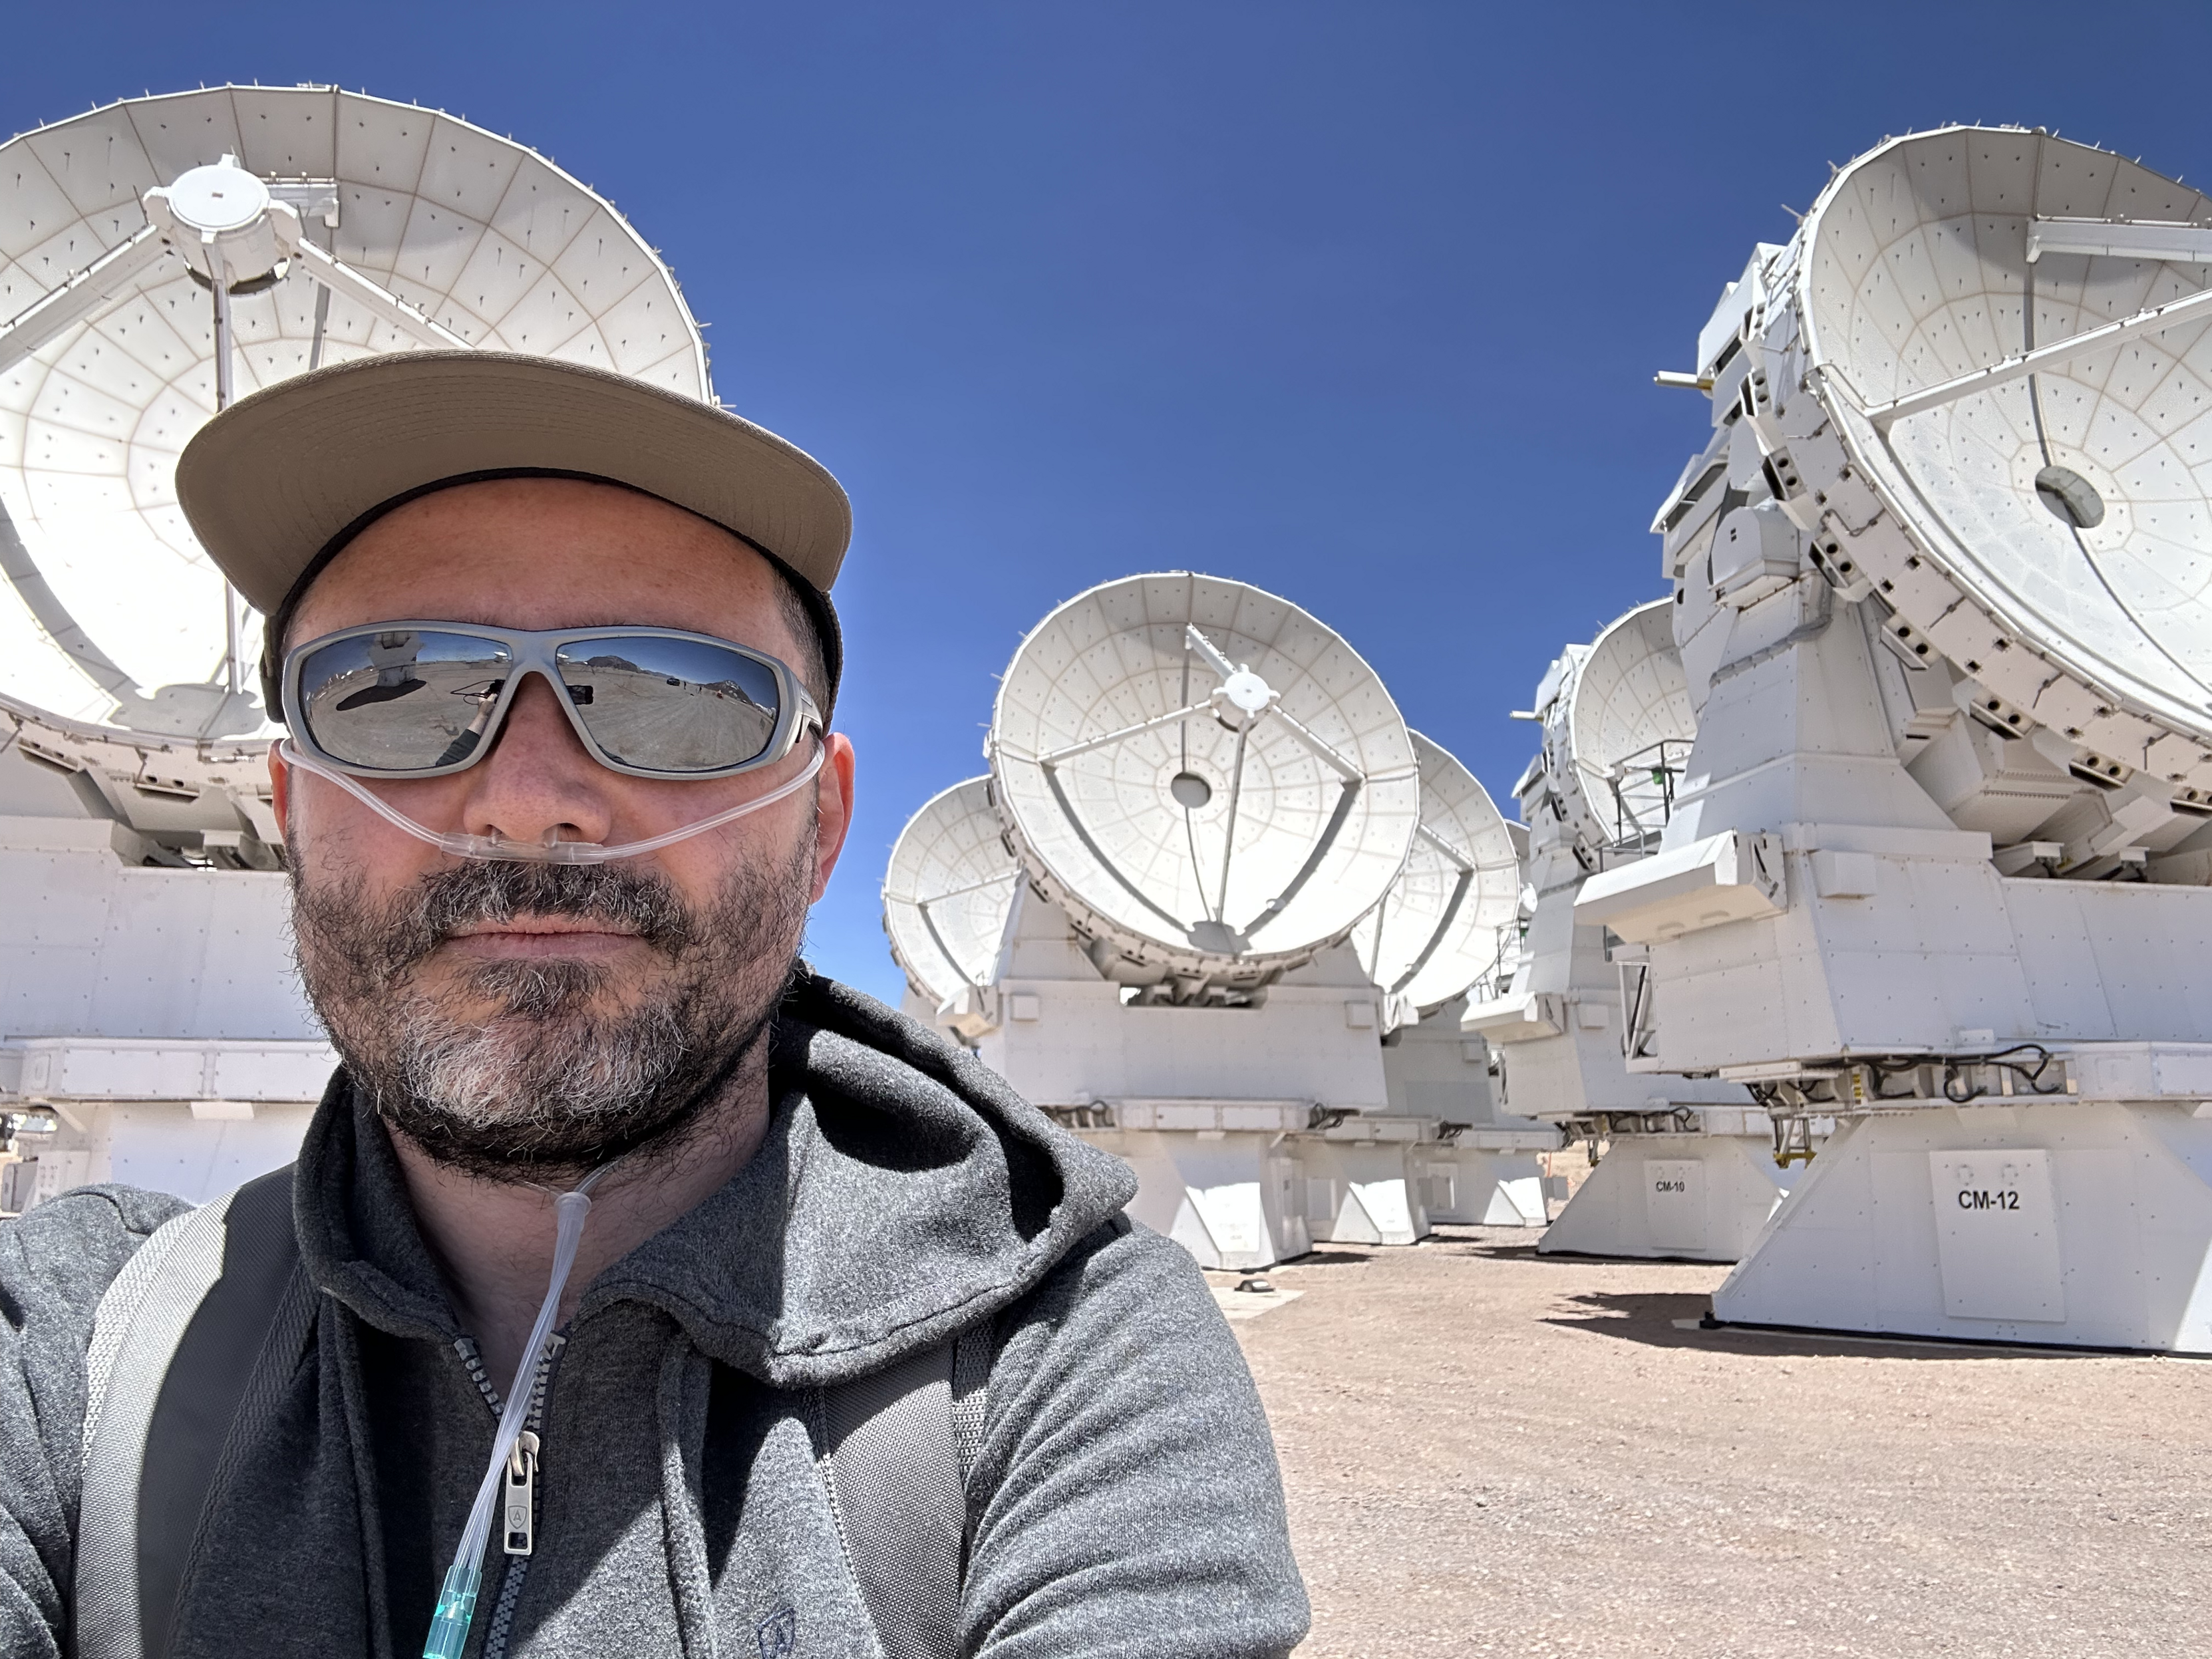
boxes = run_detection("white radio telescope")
[889,573,1549,1269]
[1346,730,1521,1018]
[0,84,706,808]
[1577,124,2212,1347]
[1468,598,1766,1263]
[882,776,1021,1029]
[987,571,1422,998]
[1799,127,2212,778]
[1539,600,1696,857]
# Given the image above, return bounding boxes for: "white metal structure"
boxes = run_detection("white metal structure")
[1347,731,1522,1025]
[0,86,708,1205]
[989,571,1422,999]
[1466,600,1784,1261]
[1376,996,1553,1227]
[878,577,1559,1263]
[973,572,1434,1265]
[882,776,1022,1041]
[1542,603,1698,859]
[1587,126,2212,1349]
[1348,732,1553,1225]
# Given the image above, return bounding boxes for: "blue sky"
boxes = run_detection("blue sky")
[7,2,2211,1001]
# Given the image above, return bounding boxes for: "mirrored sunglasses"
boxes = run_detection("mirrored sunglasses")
[282,623,822,780]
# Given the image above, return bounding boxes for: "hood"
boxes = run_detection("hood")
[295,969,1138,1388]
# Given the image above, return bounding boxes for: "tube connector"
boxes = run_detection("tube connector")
[422,1564,482,1659]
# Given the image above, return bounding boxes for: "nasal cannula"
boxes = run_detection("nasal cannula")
[422,1161,619,1659]
[277,738,825,863]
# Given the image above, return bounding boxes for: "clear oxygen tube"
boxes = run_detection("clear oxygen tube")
[275,738,825,864]
[422,1163,619,1659]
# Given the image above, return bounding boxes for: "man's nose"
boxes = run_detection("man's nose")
[453,672,618,848]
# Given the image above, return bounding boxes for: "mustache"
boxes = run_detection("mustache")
[371,858,701,976]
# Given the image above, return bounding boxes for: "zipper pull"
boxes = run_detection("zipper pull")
[503,1430,540,1557]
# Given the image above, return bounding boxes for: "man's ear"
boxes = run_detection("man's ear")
[808,732,857,902]
[267,742,291,832]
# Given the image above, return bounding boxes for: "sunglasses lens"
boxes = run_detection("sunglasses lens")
[555,636,784,772]
[296,631,514,770]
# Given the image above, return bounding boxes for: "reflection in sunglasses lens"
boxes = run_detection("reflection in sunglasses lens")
[298,632,515,770]
[555,637,780,772]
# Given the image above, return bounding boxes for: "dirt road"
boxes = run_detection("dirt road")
[1224,1227,2211,1657]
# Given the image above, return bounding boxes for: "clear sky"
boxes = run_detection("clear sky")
[7,2,2211,1002]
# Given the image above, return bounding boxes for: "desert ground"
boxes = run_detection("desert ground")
[1218,1225,2211,1658]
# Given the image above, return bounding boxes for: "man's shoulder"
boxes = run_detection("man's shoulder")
[997,1211,1227,1359]
[0,1184,195,1330]
[961,1215,1310,1652]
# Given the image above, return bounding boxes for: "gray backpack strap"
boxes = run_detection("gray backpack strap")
[948,1324,990,1500]
[821,1323,995,1659]
[73,1167,306,1659]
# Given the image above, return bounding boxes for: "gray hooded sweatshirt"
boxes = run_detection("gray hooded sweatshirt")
[0,972,1309,1658]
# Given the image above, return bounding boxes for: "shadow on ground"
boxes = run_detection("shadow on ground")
[1544,1290,2135,1361]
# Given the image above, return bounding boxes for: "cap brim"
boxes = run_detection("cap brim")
[176,351,852,615]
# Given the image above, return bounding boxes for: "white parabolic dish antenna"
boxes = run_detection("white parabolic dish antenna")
[988,571,1421,990]
[1345,730,1521,1014]
[1796,126,2212,782]
[0,85,707,816]
[1539,599,1695,851]
[882,776,1021,1009]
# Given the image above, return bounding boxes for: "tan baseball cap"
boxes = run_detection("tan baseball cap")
[176,350,853,617]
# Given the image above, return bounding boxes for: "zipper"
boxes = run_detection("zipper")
[454,1336,502,1413]
[451,1334,565,1659]
[502,1432,540,1557]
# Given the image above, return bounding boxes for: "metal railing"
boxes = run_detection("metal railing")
[1601,736,1693,850]
[1464,921,1526,1006]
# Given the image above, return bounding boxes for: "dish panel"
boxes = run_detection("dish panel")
[1346,730,1521,1012]
[1543,599,1695,851]
[989,571,1420,975]
[0,86,708,739]
[883,776,1021,1006]
[1800,126,2212,755]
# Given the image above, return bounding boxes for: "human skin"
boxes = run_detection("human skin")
[267,476,857,1382]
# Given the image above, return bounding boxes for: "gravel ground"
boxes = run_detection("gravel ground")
[1220,1226,2212,1658]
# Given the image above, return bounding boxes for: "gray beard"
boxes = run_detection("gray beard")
[289,837,814,1182]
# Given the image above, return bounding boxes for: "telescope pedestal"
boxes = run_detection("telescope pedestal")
[1295,1119,1432,1246]
[3,1097,320,1213]
[1714,1089,2212,1354]
[1579,568,2212,1346]
[1539,1129,1792,1261]
[1378,998,1554,1227]
[1418,1140,1550,1226]
[1076,1124,1310,1271]
[0,812,327,1207]
[1468,864,1767,1255]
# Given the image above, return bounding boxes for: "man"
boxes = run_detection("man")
[0,353,1308,1658]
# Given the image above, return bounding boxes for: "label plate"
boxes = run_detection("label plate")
[1930,1149,2064,1322]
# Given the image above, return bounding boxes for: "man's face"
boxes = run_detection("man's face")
[273,477,856,1179]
